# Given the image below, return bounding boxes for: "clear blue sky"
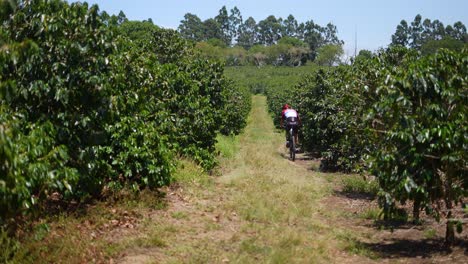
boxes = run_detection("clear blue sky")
[75,0,468,56]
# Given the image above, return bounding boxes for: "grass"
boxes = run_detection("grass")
[423,228,438,239]
[216,134,240,160]
[213,96,334,262]
[172,158,211,187]
[0,229,22,264]
[171,211,189,220]
[2,211,124,263]
[359,207,383,220]
[341,175,379,197]
[335,230,379,260]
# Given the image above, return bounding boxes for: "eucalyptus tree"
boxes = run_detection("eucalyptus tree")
[215,6,231,45]
[283,15,299,38]
[228,6,243,45]
[257,15,283,45]
[178,13,204,41]
[237,16,258,49]
[203,18,223,40]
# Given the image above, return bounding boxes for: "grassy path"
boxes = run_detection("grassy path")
[117,95,348,263]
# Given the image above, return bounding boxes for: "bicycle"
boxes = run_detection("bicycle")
[287,126,296,161]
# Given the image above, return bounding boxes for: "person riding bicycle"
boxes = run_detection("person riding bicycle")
[280,104,301,149]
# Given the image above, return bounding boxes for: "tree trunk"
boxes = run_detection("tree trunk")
[413,198,421,223]
[445,211,455,246]
[444,166,455,246]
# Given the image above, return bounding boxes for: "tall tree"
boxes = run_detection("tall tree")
[203,18,223,40]
[302,20,324,60]
[391,20,410,46]
[354,49,373,62]
[421,36,465,55]
[257,15,283,45]
[410,14,423,49]
[117,10,128,25]
[215,6,231,45]
[323,23,343,45]
[119,20,159,43]
[391,15,467,49]
[237,16,257,49]
[421,18,433,43]
[228,6,243,45]
[282,15,298,38]
[451,21,467,41]
[296,22,305,40]
[277,37,310,66]
[178,13,204,41]
[430,19,446,40]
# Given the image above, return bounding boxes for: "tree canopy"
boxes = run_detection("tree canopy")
[177,5,343,64]
[391,14,467,53]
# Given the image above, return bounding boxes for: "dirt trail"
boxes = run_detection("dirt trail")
[116,95,466,264]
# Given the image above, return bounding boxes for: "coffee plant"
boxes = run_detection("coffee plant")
[0,0,250,226]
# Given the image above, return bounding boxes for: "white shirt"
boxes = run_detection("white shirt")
[284,109,298,118]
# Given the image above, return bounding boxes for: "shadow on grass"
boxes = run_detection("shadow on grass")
[38,188,168,222]
[279,150,319,163]
[333,190,375,201]
[362,238,467,259]
[298,151,320,160]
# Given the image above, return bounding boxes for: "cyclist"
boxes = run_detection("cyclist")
[280,104,301,149]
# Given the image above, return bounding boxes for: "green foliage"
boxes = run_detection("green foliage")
[195,41,225,61]
[367,49,467,242]
[0,228,21,263]
[266,45,467,242]
[0,0,250,229]
[118,20,159,43]
[0,0,15,22]
[420,37,466,55]
[315,44,344,66]
[0,114,79,221]
[195,42,309,67]
[1,0,113,216]
[219,79,251,135]
[207,38,227,48]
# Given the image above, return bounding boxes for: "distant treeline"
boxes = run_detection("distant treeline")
[107,8,467,67]
[177,6,344,66]
[391,14,467,55]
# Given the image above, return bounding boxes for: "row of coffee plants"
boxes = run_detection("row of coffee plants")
[266,46,467,244]
[0,0,250,226]
[225,65,317,126]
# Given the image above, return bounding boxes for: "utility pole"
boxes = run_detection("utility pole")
[354,25,357,58]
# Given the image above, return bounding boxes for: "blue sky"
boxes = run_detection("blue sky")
[77,0,467,56]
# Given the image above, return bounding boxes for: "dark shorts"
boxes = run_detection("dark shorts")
[285,117,299,134]
[285,124,298,134]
